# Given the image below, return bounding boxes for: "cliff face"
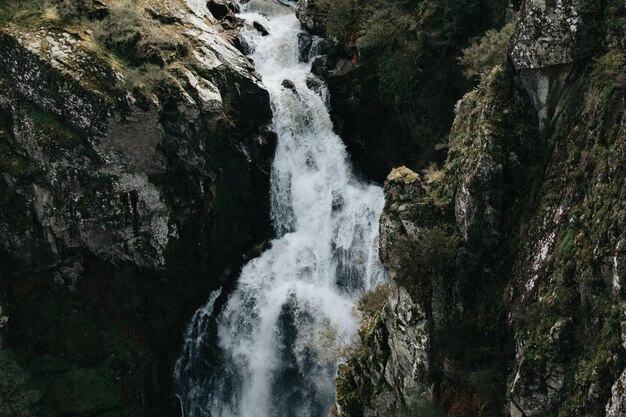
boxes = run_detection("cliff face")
[325,0,626,416]
[0,1,274,415]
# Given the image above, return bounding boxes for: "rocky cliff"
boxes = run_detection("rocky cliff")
[0,0,274,415]
[318,0,626,416]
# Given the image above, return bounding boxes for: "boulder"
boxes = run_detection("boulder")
[253,21,269,36]
[295,0,326,36]
[510,0,602,130]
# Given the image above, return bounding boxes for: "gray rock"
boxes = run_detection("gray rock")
[296,0,326,36]
[606,369,626,417]
[510,0,601,130]
[382,282,430,402]
[0,2,273,280]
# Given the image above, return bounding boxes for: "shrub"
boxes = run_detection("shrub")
[357,283,389,317]
[317,0,500,101]
[57,0,84,22]
[459,22,515,80]
[0,350,40,417]
[422,162,444,184]
[441,0,485,44]
[591,50,626,88]
[317,0,359,40]
[121,64,175,96]
[0,0,51,24]
[136,29,190,65]
[92,1,144,57]
[316,324,357,362]
[393,226,458,303]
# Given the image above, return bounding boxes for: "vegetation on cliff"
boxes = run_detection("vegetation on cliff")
[331,0,626,416]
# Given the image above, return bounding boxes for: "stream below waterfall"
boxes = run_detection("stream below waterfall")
[175,1,386,416]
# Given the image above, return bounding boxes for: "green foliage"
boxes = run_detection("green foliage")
[318,0,359,40]
[440,0,484,43]
[393,226,458,303]
[0,350,40,417]
[0,0,52,25]
[591,50,625,88]
[459,22,514,80]
[56,0,87,22]
[318,0,505,101]
[92,1,144,57]
[122,63,175,94]
[357,283,389,318]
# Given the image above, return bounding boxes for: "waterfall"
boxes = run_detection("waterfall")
[175,2,386,416]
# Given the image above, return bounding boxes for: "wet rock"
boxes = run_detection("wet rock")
[298,32,336,62]
[253,21,269,36]
[206,0,238,20]
[281,79,296,91]
[297,32,313,62]
[305,74,324,96]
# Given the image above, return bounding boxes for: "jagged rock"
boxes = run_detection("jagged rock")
[510,0,601,70]
[0,1,276,415]
[510,0,601,130]
[509,358,565,417]
[445,67,531,250]
[379,167,425,271]
[606,369,626,417]
[296,0,326,36]
[297,32,335,62]
[281,79,296,91]
[382,282,430,402]
[612,238,626,297]
[206,0,237,20]
[253,21,269,36]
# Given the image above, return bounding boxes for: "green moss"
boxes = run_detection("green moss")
[392,226,459,304]
[555,229,575,258]
[591,51,625,88]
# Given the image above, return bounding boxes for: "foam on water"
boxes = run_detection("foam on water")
[175,2,386,416]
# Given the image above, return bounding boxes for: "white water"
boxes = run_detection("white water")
[175,2,385,417]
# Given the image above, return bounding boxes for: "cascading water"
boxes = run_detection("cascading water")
[175,1,386,416]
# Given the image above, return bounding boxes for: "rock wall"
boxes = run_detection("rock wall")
[0,0,274,415]
[331,0,626,416]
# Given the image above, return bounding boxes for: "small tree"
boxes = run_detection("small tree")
[459,23,515,80]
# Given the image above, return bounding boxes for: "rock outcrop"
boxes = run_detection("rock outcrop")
[0,0,274,415]
[332,0,626,414]
[510,0,602,130]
